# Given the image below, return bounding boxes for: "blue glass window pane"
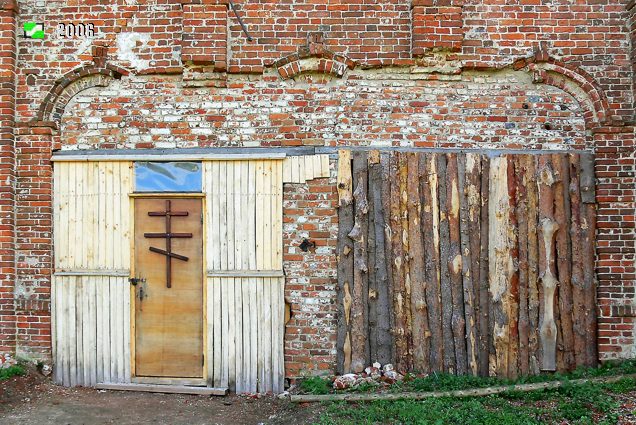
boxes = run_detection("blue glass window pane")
[135,162,202,192]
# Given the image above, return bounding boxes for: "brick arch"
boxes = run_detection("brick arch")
[512,55,612,129]
[36,64,129,125]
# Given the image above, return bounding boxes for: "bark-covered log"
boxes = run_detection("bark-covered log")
[390,152,410,373]
[381,152,396,366]
[337,150,354,373]
[459,153,478,375]
[400,152,413,372]
[537,155,559,372]
[514,155,530,377]
[421,153,443,373]
[446,153,468,375]
[552,154,575,371]
[488,156,514,377]
[372,151,393,365]
[349,152,369,373]
[437,153,456,373]
[478,156,490,377]
[525,155,541,374]
[568,154,586,367]
[367,151,379,365]
[407,153,430,373]
[580,153,598,367]
[506,156,520,379]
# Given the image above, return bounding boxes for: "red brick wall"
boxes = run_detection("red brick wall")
[0,0,17,364]
[1,0,634,378]
[283,169,339,379]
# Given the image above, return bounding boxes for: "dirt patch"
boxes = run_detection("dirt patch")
[0,370,321,425]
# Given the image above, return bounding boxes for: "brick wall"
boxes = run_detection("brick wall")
[1,0,634,379]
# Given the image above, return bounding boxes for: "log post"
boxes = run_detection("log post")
[447,153,468,375]
[506,156,520,379]
[407,153,430,373]
[537,155,559,372]
[421,153,443,373]
[525,156,541,374]
[349,152,370,373]
[437,153,456,373]
[336,150,354,373]
[488,155,514,377]
[478,156,490,377]
[514,155,530,377]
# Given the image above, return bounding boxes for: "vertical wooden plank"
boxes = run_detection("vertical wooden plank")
[120,162,132,271]
[367,152,378,365]
[313,154,322,179]
[262,161,273,271]
[350,151,369,373]
[122,277,131,383]
[421,154,443,373]
[227,277,236,390]
[271,277,281,393]
[75,277,85,385]
[407,152,430,374]
[67,277,77,386]
[255,161,265,271]
[277,277,286,392]
[336,150,354,373]
[437,153,456,374]
[263,278,273,392]
[525,156,541,374]
[212,278,222,387]
[81,278,91,385]
[446,154,468,376]
[60,278,70,386]
[320,154,330,178]
[304,155,314,181]
[478,155,490,377]
[282,157,291,182]
[227,163,236,271]
[102,276,112,382]
[219,161,228,271]
[248,162,257,271]
[51,277,59,384]
[249,277,258,393]
[257,277,265,392]
[537,155,559,372]
[234,277,244,392]
[273,160,283,270]
[108,277,118,382]
[221,277,230,388]
[488,155,513,377]
[95,277,104,384]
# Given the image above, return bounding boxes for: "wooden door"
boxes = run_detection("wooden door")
[134,198,203,378]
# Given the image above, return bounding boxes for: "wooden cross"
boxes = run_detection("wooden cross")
[144,200,192,288]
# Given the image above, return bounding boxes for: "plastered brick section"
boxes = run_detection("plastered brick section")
[283,167,338,380]
[181,2,228,70]
[411,1,463,55]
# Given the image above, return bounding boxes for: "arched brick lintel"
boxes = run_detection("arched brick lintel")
[35,64,129,126]
[512,56,613,129]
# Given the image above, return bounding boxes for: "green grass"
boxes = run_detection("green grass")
[0,364,26,381]
[306,360,636,424]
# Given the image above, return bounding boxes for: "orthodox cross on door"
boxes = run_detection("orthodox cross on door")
[144,200,193,288]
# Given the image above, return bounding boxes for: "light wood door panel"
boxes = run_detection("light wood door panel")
[134,198,203,378]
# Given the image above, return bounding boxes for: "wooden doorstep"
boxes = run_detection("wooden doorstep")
[132,377,207,387]
[95,383,228,396]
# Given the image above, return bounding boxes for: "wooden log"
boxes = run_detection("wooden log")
[336,150,354,374]
[514,155,530,377]
[407,153,430,373]
[390,152,409,373]
[349,152,370,373]
[399,152,413,372]
[421,153,443,373]
[568,154,586,367]
[380,152,395,365]
[437,153,456,374]
[525,155,541,375]
[488,156,514,377]
[289,373,636,403]
[552,153,575,371]
[478,156,490,377]
[367,152,379,364]
[446,153,468,375]
[580,153,598,367]
[537,155,559,372]
[459,153,478,375]
[506,156,520,379]
[372,151,393,365]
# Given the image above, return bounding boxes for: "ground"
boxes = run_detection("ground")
[0,369,321,425]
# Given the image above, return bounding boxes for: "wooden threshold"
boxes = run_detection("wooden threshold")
[132,377,207,386]
[95,383,228,396]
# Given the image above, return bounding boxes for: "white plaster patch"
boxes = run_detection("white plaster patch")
[116,32,151,71]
